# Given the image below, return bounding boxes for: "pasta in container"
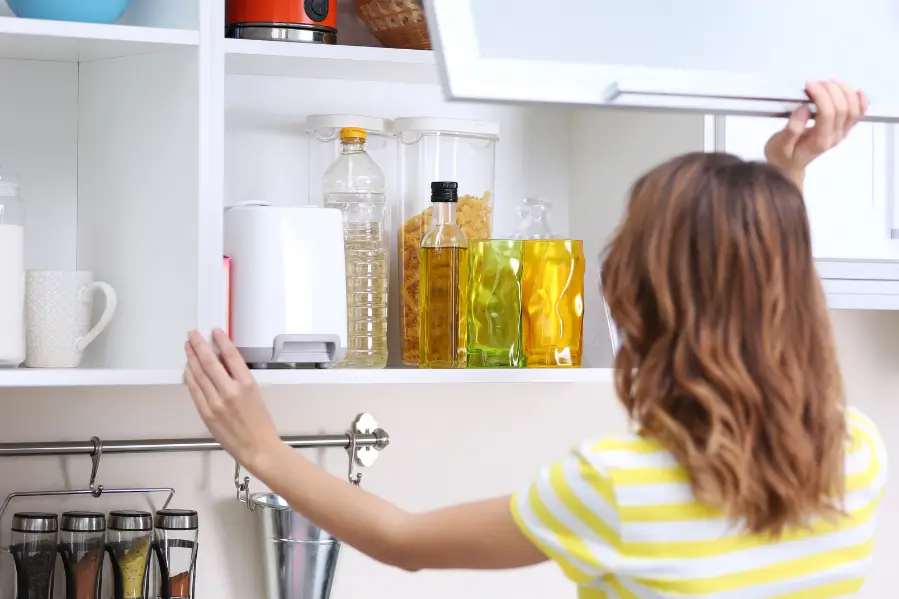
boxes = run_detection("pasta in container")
[394,117,499,365]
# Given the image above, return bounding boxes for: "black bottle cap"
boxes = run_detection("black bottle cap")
[431,181,459,203]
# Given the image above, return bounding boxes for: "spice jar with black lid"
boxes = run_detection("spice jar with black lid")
[10,512,59,599]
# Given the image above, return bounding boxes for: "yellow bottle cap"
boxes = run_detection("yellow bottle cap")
[340,127,367,142]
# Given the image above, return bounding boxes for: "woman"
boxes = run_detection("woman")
[185,80,886,597]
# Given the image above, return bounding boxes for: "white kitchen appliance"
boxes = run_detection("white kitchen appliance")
[224,203,348,368]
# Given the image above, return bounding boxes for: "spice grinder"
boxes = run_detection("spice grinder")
[9,512,58,599]
[106,511,154,599]
[153,509,199,599]
[225,0,338,44]
[59,511,107,599]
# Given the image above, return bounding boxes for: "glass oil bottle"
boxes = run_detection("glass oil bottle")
[419,182,469,368]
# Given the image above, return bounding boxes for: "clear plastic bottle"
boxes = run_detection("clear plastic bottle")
[420,182,469,368]
[323,127,388,368]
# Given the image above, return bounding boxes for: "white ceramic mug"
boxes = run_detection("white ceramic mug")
[25,270,117,368]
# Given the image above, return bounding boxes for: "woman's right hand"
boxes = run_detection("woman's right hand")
[764,80,868,188]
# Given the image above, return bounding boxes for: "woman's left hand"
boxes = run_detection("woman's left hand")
[184,329,283,473]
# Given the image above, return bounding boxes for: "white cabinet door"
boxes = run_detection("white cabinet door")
[718,117,899,261]
[424,0,899,121]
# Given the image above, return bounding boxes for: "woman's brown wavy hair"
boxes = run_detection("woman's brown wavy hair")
[601,152,847,535]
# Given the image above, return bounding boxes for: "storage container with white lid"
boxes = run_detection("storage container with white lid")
[304,115,393,206]
[0,167,25,367]
[393,117,499,366]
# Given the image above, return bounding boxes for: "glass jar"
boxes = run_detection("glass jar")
[107,511,153,599]
[153,509,198,599]
[509,197,554,240]
[509,198,586,368]
[395,117,499,365]
[10,512,58,599]
[304,115,392,206]
[521,239,586,368]
[0,166,25,367]
[466,239,524,368]
[59,512,106,599]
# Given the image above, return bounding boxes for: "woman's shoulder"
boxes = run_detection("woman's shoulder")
[572,431,683,478]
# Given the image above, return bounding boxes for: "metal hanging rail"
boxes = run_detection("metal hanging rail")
[0,431,388,457]
[0,413,390,457]
[0,413,390,521]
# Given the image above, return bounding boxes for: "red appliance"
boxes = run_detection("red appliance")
[226,0,338,44]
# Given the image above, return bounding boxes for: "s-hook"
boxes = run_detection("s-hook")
[89,436,103,497]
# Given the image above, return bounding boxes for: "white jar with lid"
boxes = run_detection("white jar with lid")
[0,167,24,367]
[393,117,500,365]
[304,115,393,206]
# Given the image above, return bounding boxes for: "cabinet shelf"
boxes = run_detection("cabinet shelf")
[224,39,437,84]
[0,16,197,62]
[0,368,615,388]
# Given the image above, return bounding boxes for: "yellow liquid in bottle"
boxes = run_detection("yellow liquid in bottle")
[521,240,586,367]
[419,247,469,368]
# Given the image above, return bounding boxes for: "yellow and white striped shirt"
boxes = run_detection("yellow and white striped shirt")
[511,408,887,598]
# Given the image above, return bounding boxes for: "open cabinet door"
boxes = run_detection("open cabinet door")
[423,0,899,122]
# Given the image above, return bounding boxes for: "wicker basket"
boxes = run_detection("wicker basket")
[355,0,431,51]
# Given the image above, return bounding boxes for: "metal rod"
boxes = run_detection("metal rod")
[0,432,389,458]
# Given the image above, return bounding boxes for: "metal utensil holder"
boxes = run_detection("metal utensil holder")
[0,435,176,526]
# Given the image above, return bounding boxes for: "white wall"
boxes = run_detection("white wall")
[0,310,895,599]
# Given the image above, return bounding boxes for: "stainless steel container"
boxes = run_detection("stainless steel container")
[251,493,340,599]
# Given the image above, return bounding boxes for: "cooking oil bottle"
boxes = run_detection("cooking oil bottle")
[419,182,469,368]
[323,127,388,368]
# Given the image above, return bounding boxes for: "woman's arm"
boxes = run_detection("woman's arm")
[185,330,547,572]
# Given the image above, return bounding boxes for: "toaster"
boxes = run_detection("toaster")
[224,203,348,368]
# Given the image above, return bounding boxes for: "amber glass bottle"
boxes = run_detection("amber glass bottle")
[419,182,469,368]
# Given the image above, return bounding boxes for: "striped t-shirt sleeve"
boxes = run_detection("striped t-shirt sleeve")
[847,407,888,499]
[510,448,621,583]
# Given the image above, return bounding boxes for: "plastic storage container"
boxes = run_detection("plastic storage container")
[305,115,392,206]
[0,167,25,367]
[395,117,499,365]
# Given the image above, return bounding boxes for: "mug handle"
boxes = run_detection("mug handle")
[75,282,118,352]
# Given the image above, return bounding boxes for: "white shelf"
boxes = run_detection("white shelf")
[0,16,197,62]
[224,39,438,84]
[0,368,614,388]
[253,368,614,385]
[0,369,184,388]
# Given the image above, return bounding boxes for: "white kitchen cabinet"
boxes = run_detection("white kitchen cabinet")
[423,0,899,122]
[0,0,211,385]
[2,0,896,388]
[716,118,897,261]
[709,116,899,309]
